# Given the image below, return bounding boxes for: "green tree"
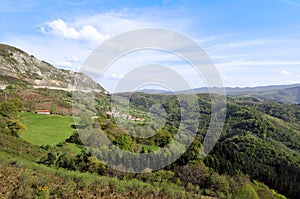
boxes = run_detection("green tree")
[87,156,106,174]
[210,173,230,197]
[235,183,259,199]
[0,101,18,118]
[114,134,132,151]
[155,129,172,147]
[8,98,24,111]
[56,153,76,170]
[7,118,27,136]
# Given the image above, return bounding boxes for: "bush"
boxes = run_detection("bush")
[210,173,230,198]
[174,162,210,188]
[7,118,27,136]
[235,183,259,199]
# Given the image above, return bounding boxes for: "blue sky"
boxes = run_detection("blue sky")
[1,0,300,92]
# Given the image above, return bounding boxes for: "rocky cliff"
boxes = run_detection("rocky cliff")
[0,44,105,92]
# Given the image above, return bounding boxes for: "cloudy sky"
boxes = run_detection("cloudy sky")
[1,0,300,92]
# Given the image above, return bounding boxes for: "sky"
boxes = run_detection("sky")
[0,0,300,92]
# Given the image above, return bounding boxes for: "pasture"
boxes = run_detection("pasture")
[19,112,74,146]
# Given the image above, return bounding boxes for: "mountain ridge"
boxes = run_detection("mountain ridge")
[0,43,105,92]
[139,84,300,104]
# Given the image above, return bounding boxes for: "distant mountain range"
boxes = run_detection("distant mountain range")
[225,84,300,104]
[140,84,300,104]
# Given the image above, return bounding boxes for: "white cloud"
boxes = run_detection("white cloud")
[41,19,109,44]
[73,13,146,35]
[281,70,293,75]
[54,60,74,68]
[216,60,300,68]
[109,73,124,80]
[54,56,80,69]
[42,19,80,39]
[207,39,281,51]
[280,0,300,7]
[80,25,108,42]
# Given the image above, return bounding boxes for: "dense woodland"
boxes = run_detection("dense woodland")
[0,84,299,198]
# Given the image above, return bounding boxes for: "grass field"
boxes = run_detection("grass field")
[19,112,74,146]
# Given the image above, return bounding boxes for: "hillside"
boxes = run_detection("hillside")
[0,86,292,198]
[0,133,202,199]
[0,91,286,199]
[119,92,300,198]
[0,43,105,92]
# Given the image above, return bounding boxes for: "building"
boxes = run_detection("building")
[35,110,51,115]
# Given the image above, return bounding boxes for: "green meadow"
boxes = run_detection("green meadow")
[19,112,74,146]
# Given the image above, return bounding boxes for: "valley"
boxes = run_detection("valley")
[0,44,299,198]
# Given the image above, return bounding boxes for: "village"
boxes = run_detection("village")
[106,109,145,122]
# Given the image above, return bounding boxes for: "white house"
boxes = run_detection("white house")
[35,110,51,115]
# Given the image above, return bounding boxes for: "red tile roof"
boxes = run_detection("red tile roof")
[35,110,51,112]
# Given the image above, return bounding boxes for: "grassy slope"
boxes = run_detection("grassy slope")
[19,112,74,146]
[0,151,201,199]
[0,133,202,199]
[0,130,284,199]
[0,132,47,162]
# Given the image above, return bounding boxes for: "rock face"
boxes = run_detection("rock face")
[0,44,105,92]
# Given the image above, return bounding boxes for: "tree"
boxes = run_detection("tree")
[7,119,27,136]
[87,156,106,174]
[210,173,230,196]
[0,98,23,118]
[234,183,259,199]
[8,98,24,111]
[174,162,210,188]
[0,101,18,118]
[56,153,76,170]
[0,116,8,133]
[114,134,132,151]
[155,129,172,147]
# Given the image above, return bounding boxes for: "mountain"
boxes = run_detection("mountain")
[138,84,300,104]
[224,84,300,104]
[0,44,105,92]
[231,86,300,104]
[137,89,171,94]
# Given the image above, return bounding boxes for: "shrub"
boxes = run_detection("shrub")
[235,183,259,199]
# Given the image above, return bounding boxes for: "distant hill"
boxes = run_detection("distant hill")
[0,43,105,92]
[137,89,171,94]
[139,84,300,104]
[228,85,300,104]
